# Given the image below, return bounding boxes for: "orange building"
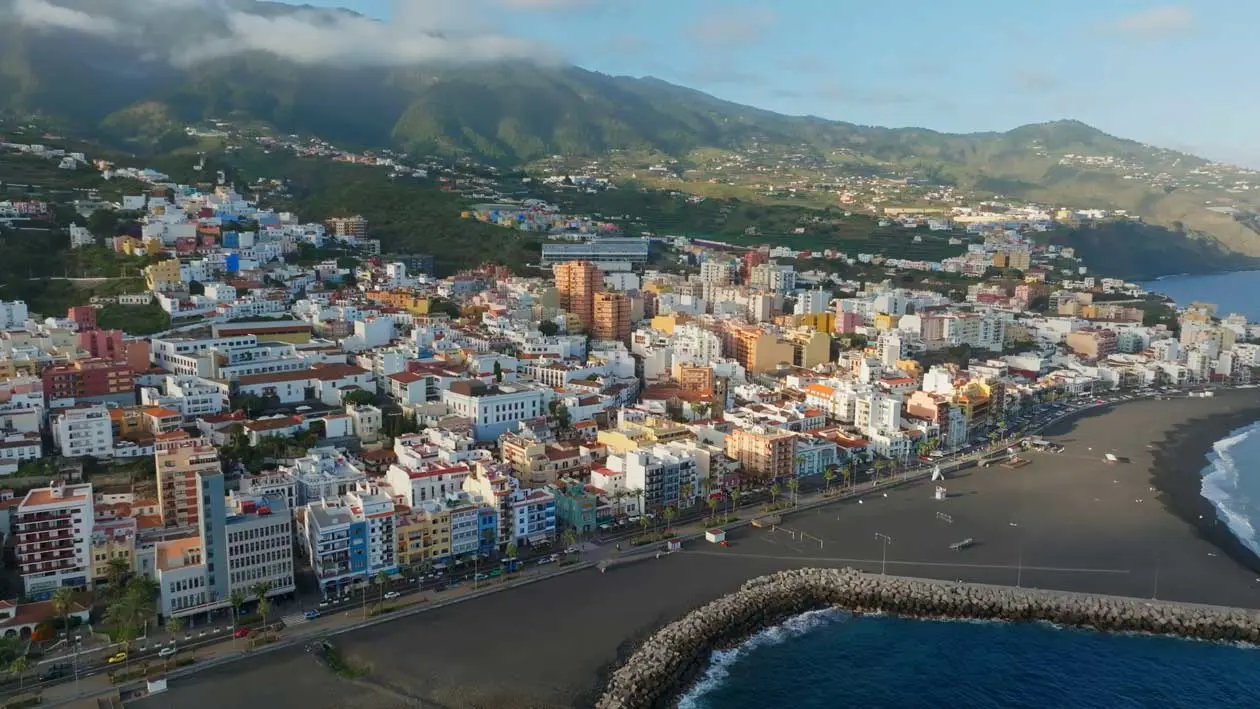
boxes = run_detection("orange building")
[553,261,602,332]
[725,427,795,482]
[592,291,631,342]
[155,437,220,529]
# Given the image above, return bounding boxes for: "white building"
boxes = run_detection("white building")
[441,380,549,442]
[0,301,29,330]
[281,448,367,507]
[16,482,94,596]
[606,443,700,514]
[141,375,225,419]
[52,404,114,458]
[69,224,95,249]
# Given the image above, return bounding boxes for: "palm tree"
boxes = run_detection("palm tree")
[787,477,800,507]
[249,580,274,623]
[561,529,578,552]
[50,587,75,642]
[229,590,247,633]
[165,616,185,636]
[729,488,741,517]
[663,505,678,531]
[8,656,27,691]
[680,483,693,508]
[375,571,389,608]
[705,496,719,524]
[769,482,782,506]
[841,462,853,490]
[505,542,518,561]
[823,466,836,495]
[104,557,132,596]
[638,515,651,536]
[609,489,626,520]
[793,455,805,478]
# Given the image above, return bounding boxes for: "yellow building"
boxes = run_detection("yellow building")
[369,290,432,315]
[596,416,693,455]
[794,312,835,333]
[144,258,182,291]
[144,237,166,257]
[91,519,137,585]
[650,313,685,335]
[872,313,898,331]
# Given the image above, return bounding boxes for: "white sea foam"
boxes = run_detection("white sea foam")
[676,607,845,709]
[1200,421,1260,558]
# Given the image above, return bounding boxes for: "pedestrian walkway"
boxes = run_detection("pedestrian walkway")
[280,614,309,627]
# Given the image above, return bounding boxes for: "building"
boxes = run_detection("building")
[606,444,700,514]
[301,485,398,597]
[282,448,367,507]
[550,481,598,535]
[16,482,94,597]
[156,437,221,530]
[0,300,29,330]
[441,380,549,442]
[725,426,795,483]
[553,261,601,332]
[540,237,650,267]
[326,215,368,239]
[592,291,632,343]
[1066,328,1118,361]
[52,404,114,458]
[42,358,136,405]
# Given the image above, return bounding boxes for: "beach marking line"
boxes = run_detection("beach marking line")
[684,550,1133,575]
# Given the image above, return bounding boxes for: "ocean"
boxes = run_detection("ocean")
[679,610,1260,709]
[1140,269,1260,321]
[1201,421,1260,559]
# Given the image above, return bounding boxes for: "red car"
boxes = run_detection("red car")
[234,627,251,639]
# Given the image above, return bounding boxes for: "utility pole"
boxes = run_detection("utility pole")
[875,533,892,576]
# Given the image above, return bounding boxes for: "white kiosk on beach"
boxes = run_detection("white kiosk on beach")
[934,486,947,501]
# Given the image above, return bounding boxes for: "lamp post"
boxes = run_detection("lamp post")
[874,533,892,576]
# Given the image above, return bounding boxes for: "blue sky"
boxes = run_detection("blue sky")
[302,1,1256,165]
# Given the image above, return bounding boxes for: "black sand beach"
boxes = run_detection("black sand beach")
[134,390,1260,709]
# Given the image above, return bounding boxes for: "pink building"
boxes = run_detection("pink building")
[66,306,96,332]
[834,310,863,334]
[76,331,151,373]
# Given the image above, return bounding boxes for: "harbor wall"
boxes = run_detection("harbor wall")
[595,568,1260,709]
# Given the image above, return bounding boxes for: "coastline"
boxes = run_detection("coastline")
[1149,405,1260,575]
[131,391,1260,709]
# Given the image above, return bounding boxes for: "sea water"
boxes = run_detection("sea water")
[1201,420,1260,558]
[1140,270,1260,321]
[678,611,1260,708]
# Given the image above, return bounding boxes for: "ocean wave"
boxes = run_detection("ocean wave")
[1200,421,1260,558]
[677,608,845,709]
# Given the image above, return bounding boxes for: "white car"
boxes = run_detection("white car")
[158,646,177,658]
[383,591,401,600]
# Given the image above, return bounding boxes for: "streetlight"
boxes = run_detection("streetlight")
[874,533,892,576]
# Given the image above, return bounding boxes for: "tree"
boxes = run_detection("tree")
[166,616,185,635]
[770,483,782,505]
[250,581,274,623]
[787,477,800,507]
[51,587,76,641]
[639,515,651,535]
[538,320,559,337]
[493,360,503,383]
[841,462,853,490]
[823,466,836,494]
[187,279,205,296]
[554,402,571,429]
[505,542,519,560]
[8,656,27,691]
[229,590,247,630]
[680,483,693,508]
[729,488,741,516]
[343,389,375,406]
[561,528,578,551]
[706,496,719,524]
[104,557,132,595]
[376,571,390,608]
[663,505,678,531]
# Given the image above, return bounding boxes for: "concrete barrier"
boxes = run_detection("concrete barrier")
[595,568,1260,709]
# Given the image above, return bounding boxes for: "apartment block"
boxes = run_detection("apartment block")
[554,260,601,332]
[52,404,114,458]
[725,426,795,483]
[16,482,94,597]
[156,437,221,529]
[42,358,135,405]
[592,291,631,343]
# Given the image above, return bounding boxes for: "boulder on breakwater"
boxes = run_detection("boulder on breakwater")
[595,568,1260,709]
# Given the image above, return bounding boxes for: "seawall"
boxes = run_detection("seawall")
[595,567,1260,709]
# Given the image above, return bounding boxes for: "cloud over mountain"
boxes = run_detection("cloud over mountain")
[6,0,555,66]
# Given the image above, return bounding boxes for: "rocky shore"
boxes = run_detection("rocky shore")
[595,568,1260,709]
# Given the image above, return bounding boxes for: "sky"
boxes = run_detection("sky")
[300,0,1258,166]
[10,0,1257,165]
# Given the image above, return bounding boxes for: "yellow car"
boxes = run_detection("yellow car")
[107,652,127,664]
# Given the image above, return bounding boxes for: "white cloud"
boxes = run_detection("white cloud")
[687,6,777,47]
[8,0,555,67]
[1109,5,1194,37]
[12,0,121,37]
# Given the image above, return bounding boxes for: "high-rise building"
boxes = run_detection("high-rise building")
[16,481,94,597]
[725,427,795,483]
[592,291,631,342]
[51,403,113,458]
[42,358,135,405]
[553,261,601,332]
[326,215,368,239]
[156,437,221,529]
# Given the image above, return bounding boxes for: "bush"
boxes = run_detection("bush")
[108,665,149,684]
[171,655,195,668]
[3,695,41,709]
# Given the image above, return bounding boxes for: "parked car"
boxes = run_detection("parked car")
[383,591,400,600]
[158,646,177,659]
[304,610,322,620]
[107,652,128,664]
[233,628,251,639]
[536,556,554,566]
[564,546,580,555]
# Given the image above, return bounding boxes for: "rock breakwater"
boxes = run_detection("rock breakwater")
[595,568,1260,709]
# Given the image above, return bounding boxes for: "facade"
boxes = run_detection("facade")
[42,358,135,405]
[442,380,549,442]
[302,485,397,597]
[607,444,700,514]
[592,291,632,343]
[16,482,94,597]
[540,237,650,266]
[550,481,598,534]
[725,426,795,482]
[156,438,221,530]
[283,448,367,507]
[52,404,114,458]
[554,260,601,332]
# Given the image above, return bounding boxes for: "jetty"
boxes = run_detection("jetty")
[595,568,1260,709]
